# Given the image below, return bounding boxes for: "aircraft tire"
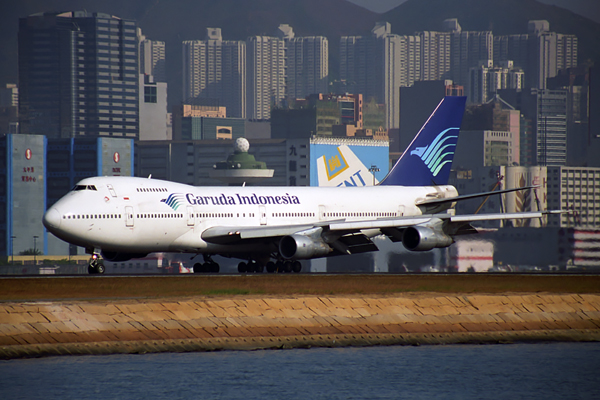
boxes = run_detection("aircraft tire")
[210,262,220,273]
[97,263,105,274]
[266,262,276,273]
[193,263,202,273]
[237,262,247,273]
[88,265,96,274]
[275,261,284,273]
[283,261,292,273]
[292,261,302,273]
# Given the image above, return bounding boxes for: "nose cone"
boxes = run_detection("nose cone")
[43,208,61,231]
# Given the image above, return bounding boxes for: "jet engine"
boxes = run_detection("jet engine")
[402,225,453,251]
[100,251,148,262]
[279,228,331,259]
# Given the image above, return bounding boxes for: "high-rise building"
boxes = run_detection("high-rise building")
[547,166,600,229]
[246,36,286,120]
[276,25,328,101]
[468,60,524,104]
[443,19,493,90]
[340,22,402,129]
[138,29,166,82]
[182,29,246,118]
[18,12,139,138]
[420,31,451,81]
[522,89,568,166]
[494,20,578,90]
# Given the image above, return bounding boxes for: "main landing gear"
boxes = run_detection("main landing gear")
[193,254,220,273]
[87,253,105,274]
[238,260,302,273]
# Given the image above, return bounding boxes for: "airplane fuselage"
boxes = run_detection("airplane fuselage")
[43,176,458,257]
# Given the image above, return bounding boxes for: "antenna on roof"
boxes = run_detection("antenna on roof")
[148,174,152,179]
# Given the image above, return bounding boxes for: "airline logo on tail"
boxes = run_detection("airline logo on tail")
[410,127,459,177]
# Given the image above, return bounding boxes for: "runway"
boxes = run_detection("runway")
[1,273,599,302]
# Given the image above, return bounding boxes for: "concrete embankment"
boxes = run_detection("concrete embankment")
[1,293,599,359]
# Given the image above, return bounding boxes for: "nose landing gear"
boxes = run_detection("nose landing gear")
[87,253,105,274]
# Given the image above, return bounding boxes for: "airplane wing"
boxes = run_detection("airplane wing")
[201,210,562,255]
[415,186,539,207]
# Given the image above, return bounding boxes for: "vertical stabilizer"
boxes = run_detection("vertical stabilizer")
[379,96,466,186]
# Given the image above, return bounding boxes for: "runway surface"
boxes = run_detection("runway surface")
[1,273,599,302]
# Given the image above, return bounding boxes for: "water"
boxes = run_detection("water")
[1,343,599,400]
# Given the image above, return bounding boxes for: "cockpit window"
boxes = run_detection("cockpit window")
[72,185,97,191]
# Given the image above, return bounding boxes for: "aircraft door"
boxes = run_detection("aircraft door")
[259,205,267,225]
[125,206,134,227]
[319,205,326,221]
[398,205,405,217]
[107,184,117,198]
[187,206,195,226]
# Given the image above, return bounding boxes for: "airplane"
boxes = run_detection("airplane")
[43,96,558,274]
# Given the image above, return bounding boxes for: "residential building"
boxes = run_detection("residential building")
[276,25,328,100]
[494,20,578,90]
[246,35,286,120]
[522,88,568,166]
[340,22,402,129]
[547,166,600,229]
[182,29,246,118]
[468,60,524,104]
[18,12,139,138]
[138,30,166,82]
[443,19,493,90]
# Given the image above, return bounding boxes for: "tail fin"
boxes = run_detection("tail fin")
[379,96,466,186]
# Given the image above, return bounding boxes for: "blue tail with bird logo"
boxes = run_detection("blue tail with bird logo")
[379,96,466,186]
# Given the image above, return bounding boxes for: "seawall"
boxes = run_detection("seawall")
[1,293,599,359]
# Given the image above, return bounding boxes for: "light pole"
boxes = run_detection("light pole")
[368,165,380,186]
[33,235,39,265]
[10,236,16,264]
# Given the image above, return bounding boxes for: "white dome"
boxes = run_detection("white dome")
[234,137,250,153]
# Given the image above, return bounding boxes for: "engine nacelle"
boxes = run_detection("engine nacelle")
[279,233,331,260]
[402,226,453,251]
[100,251,148,262]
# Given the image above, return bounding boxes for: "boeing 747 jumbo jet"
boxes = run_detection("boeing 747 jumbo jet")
[43,97,557,274]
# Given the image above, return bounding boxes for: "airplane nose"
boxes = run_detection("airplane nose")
[43,208,61,231]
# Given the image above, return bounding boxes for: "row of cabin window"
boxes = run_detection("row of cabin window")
[326,212,396,218]
[195,213,256,218]
[137,214,183,219]
[272,212,315,218]
[136,188,167,192]
[64,214,121,219]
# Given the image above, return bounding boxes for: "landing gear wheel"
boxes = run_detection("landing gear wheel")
[292,261,302,273]
[275,261,284,273]
[193,263,202,273]
[283,261,293,273]
[266,262,276,273]
[87,254,104,274]
[209,262,220,273]
[238,262,247,273]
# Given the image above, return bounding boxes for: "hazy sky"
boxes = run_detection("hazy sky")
[346,0,407,13]
[346,0,600,23]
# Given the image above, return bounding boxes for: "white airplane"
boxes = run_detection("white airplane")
[43,97,557,274]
